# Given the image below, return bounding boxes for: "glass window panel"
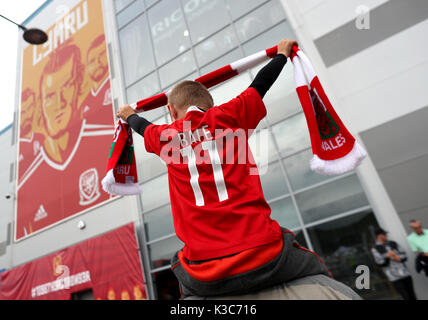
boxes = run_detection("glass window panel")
[210,73,252,106]
[153,115,168,125]
[269,196,300,230]
[119,15,155,85]
[283,148,331,191]
[159,51,196,89]
[183,0,230,43]
[165,113,173,125]
[307,210,401,300]
[225,0,267,20]
[148,0,191,65]
[146,107,166,122]
[248,129,276,167]
[115,0,134,13]
[271,113,311,158]
[130,107,165,125]
[140,153,167,182]
[144,204,174,241]
[267,91,301,125]
[242,21,295,56]
[251,62,299,124]
[259,161,289,201]
[295,174,370,224]
[163,71,199,93]
[235,0,286,43]
[149,236,184,269]
[140,174,170,211]
[133,130,167,182]
[116,0,144,28]
[194,26,239,67]
[126,72,160,104]
[200,48,242,75]
[145,0,158,8]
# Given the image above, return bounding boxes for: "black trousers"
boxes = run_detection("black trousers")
[392,276,417,300]
[172,229,334,298]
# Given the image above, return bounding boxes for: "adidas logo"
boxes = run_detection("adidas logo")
[34,205,48,222]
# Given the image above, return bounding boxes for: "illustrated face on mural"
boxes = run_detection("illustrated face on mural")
[40,44,83,140]
[87,40,108,84]
[41,58,79,138]
[20,89,36,138]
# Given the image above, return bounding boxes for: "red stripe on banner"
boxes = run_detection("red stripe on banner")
[195,65,238,89]
[0,223,146,300]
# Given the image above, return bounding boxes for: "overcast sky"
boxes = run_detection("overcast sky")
[0,1,46,131]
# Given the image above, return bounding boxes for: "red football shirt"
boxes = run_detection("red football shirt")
[144,87,282,261]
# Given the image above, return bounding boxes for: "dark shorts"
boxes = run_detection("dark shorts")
[171,228,361,299]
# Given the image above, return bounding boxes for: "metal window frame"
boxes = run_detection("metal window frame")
[116,0,145,28]
[114,0,136,15]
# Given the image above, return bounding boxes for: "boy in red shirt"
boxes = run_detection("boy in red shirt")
[117,39,360,299]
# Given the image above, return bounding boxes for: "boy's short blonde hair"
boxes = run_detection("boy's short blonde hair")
[168,80,214,109]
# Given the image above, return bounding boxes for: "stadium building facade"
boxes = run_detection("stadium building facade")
[0,0,427,300]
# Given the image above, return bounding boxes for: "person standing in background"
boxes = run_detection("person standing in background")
[371,228,417,300]
[408,220,428,276]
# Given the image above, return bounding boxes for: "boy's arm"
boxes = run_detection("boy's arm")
[127,114,152,137]
[116,105,152,137]
[249,38,298,98]
[249,54,288,98]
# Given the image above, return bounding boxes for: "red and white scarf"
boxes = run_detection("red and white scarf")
[102,119,141,195]
[290,46,366,175]
[102,46,366,195]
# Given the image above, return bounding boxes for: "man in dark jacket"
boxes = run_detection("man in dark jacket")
[371,228,417,300]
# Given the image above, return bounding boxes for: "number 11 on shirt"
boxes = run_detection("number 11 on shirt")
[180,140,229,206]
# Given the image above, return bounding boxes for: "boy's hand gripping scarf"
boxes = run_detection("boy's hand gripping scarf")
[291,46,367,175]
[102,45,367,195]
